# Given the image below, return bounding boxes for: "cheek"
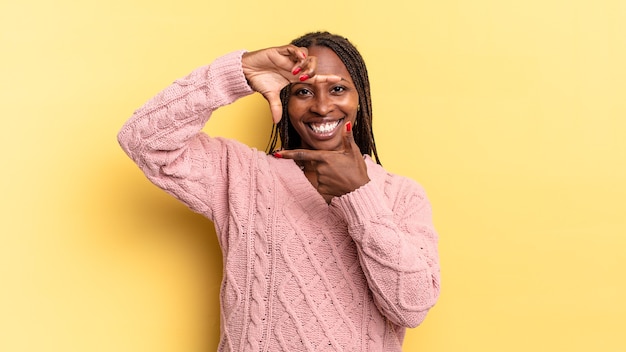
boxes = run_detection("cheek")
[286,99,302,119]
[286,105,302,128]
[344,95,360,116]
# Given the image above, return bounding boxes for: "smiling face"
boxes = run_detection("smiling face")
[287,46,359,151]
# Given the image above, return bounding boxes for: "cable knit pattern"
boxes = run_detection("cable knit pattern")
[118,50,440,352]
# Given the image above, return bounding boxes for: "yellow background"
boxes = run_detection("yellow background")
[1,0,625,351]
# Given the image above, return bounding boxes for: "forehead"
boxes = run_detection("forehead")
[308,46,353,82]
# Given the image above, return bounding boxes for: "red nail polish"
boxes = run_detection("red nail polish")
[346,121,352,132]
[301,52,306,59]
[299,74,309,82]
[273,152,283,158]
[292,67,301,75]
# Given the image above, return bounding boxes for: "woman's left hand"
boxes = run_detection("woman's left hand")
[277,122,370,202]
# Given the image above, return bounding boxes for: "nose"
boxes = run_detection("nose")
[309,92,333,116]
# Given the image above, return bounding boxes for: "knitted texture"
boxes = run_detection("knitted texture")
[118,51,440,352]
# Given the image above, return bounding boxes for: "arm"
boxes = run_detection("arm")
[276,120,440,326]
[118,45,336,218]
[117,50,255,217]
[332,177,440,328]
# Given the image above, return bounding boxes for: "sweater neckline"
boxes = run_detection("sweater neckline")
[269,154,380,222]
[271,157,331,220]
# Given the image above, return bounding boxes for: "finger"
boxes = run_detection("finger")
[292,46,309,61]
[306,74,342,84]
[276,149,326,161]
[271,46,309,78]
[342,121,355,152]
[293,55,315,82]
[263,91,283,123]
[291,54,311,77]
[292,54,339,84]
[277,45,309,63]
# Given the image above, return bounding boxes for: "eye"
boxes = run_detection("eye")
[331,85,347,94]
[294,87,313,97]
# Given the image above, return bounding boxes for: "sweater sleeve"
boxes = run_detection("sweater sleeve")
[331,176,441,328]
[117,50,255,220]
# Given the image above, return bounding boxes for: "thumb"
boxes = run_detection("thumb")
[263,91,283,123]
[342,121,354,152]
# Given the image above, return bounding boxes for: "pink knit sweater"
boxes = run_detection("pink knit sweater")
[118,51,440,352]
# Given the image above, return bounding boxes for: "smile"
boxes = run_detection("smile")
[307,119,343,135]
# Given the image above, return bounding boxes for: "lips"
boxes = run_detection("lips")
[307,118,343,135]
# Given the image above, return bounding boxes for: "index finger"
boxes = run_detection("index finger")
[301,74,342,84]
[275,149,326,161]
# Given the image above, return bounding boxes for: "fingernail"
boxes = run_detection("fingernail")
[346,121,352,132]
[301,52,306,59]
[273,152,283,158]
[299,74,309,82]
[292,67,301,75]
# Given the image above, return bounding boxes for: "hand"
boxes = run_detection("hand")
[278,122,370,202]
[242,45,341,123]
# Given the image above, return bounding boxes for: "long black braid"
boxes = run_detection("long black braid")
[265,31,381,165]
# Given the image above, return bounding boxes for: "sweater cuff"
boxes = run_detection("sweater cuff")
[204,50,254,104]
[333,181,391,242]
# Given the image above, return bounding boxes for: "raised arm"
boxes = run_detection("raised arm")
[117,51,254,216]
[118,46,341,218]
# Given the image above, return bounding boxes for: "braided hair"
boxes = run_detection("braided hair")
[266,31,381,165]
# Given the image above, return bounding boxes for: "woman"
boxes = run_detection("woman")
[118,31,440,352]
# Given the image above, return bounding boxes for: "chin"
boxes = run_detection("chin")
[306,140,343,151]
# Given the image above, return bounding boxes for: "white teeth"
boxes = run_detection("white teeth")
[309,120,341,134]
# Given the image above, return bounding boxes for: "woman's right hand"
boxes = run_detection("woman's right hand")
[242,45,339,123]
